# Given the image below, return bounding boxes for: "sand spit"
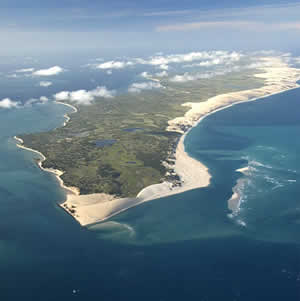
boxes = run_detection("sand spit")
[16,56,300,226]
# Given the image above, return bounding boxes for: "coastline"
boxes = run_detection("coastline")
[55,101,78,126]
[14,56,300,226]
[14,136,80,196]
[14,101,80,196]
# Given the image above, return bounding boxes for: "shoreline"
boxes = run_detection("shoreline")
[14,56,300,226]
[14,101,80,196]
[14,136,80,196]
[55,101,78,126]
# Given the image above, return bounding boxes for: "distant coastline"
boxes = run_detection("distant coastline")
[14,56,300,226]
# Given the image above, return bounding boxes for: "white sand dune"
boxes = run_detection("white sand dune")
[15,56,300,226]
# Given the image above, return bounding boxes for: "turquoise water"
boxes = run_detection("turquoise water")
[1,87,300,299]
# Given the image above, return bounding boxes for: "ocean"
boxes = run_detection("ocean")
[0,70,300,299]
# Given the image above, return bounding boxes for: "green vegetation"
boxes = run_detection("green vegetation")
[20,71,263,197]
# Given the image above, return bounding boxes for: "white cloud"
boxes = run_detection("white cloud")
[156,71,168,77]
[24,96,49,106]
[0,98,20,109]
[96,60,133,70]
[140,71,151,78]
[139,51,242,71]
[170,71,225,83]
[185,52,242,67]
[128,81,163,93]
[54,91,70,101]
[39,81,53,87]
[54,86,115,105]
[33,66,64,76]
[169,65,242,83]
[199,59,222,67]
[16,68,35,73]
[170,73,200,83]
[0,95,49,109]
[90,51,243,74]
[39,96,49,102]
[159,64,169,70]
[24,98,38,106]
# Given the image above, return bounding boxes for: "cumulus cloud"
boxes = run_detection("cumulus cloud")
[170,73,202,83]
[0,98,20,109]
[149,52,218,65]
[140,71,151,78]
[91,51,243,73]
[156,71,168,77]
[140,51,242,71]
[16,68,35,73]
[128,81,163,93]
[185,52,242,68]
[96,60,133,70]
[54,86,115,105]
[0,95,49,109]
[169,64,244,83]
[39,96,49,102]
[25,98,38,106]
[170,70,228,83]
[159,64,169,70]
[39,81,53,87]
[54,91,69,101]
[24,96,49,106]
[33,66,64,76]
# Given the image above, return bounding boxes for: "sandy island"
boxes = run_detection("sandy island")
[15,56,300,226]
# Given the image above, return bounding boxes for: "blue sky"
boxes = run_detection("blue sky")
[1,0,300,55]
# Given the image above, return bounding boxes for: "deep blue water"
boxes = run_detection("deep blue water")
[1,85,300,299]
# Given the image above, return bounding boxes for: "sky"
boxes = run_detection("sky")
[0,0,300,56]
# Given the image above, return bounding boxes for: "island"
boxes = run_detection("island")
[16,56,300,226]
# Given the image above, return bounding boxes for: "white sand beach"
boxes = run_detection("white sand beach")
[16,56,300,226]
[55,101,78,126]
